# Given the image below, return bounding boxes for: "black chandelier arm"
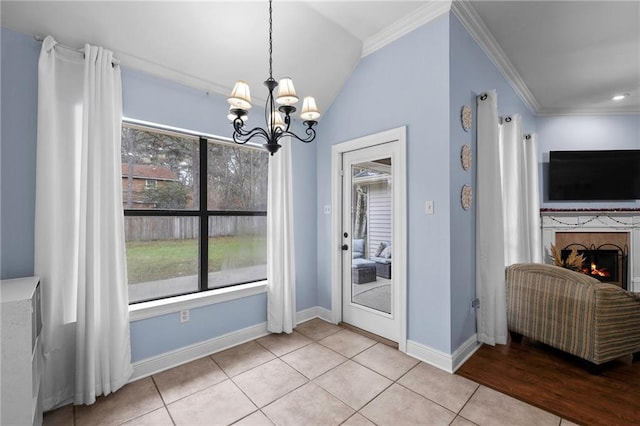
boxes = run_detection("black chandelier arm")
[232,124,271,145]
[281,123,317,144]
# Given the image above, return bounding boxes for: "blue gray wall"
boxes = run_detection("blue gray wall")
[448,14,537,351]
[1,29,40,279]
[315,15,453,353]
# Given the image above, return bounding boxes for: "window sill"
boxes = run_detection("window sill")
[129,281,268,321]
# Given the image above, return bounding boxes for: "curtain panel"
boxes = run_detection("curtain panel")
[266,137,296,333]
[500,114,530,265]
[475,91,542,346]
[35,36,132,408]
[475,90,508,346]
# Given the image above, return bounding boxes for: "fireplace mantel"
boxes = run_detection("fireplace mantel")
[540,210,640,292]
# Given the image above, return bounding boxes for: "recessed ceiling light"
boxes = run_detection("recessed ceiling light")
[612,94,628,101]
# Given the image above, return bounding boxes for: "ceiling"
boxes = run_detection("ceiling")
[2,1,638,116]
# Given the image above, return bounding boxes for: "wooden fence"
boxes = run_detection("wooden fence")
[124,216,266,241]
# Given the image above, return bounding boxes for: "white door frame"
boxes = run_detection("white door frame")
[330,126,407,352]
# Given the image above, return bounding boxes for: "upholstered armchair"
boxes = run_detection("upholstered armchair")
[506,263,640,368]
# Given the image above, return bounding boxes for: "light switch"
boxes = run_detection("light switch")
[425,200,434,215]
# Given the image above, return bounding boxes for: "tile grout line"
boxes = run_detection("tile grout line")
[150,373,177,426]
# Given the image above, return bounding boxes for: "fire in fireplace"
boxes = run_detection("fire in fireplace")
[561,244,628,289]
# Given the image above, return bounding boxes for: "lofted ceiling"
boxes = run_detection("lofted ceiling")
[1,1,639,116]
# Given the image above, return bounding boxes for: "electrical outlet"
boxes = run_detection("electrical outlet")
[324,205,331,215]
[180,309,190,323]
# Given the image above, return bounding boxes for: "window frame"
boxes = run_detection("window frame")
[144,179,157,190]
[122,122,268,304]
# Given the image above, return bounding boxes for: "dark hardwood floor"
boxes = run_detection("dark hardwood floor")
[456,337,640,426]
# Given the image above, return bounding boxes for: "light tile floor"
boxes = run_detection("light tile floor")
[44,319,579,426]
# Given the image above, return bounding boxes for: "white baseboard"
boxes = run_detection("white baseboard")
[406,334,481,374]
[296,306,334,325]
[130,322,269,382]
[130,306,337,382]
[451,334,482,372]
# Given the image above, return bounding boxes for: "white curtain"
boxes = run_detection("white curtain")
[524,134,542,263]
[476,90,508,346]
[35,36,132,409]
[476,92,543,346]
[499,115,530,265]
[266,137,296,333]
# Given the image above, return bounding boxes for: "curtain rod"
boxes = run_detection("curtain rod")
[34,35,120,65]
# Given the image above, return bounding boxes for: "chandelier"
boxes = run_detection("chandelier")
[227,0,321,155]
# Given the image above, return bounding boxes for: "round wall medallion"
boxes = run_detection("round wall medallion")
[461,105,472,131]
[461,144,472,170]
[461,184,472,210]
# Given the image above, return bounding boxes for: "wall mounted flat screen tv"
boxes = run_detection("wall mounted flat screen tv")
[548,150,640,201]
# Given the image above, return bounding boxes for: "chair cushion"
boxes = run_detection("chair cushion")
[352,258,376,268]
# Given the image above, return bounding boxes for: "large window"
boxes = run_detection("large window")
[122,124,268,303]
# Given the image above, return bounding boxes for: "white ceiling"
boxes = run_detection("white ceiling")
[1,1,639,116]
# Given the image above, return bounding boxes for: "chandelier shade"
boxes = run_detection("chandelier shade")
[228,81,252,110]
[276,78,299,106]
[300,96,321,121]
[227,0,320,155]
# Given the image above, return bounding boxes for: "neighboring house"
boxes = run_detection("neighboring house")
[121,164,178,209]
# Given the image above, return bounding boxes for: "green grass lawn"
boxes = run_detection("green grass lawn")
[126,236,267,284]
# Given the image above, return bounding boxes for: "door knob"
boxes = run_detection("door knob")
[341,244,349,251]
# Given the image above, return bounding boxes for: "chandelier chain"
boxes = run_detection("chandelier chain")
[268,0,273,80]
[228,0,318,155]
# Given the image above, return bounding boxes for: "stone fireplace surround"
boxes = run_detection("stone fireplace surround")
[541,209,640,293]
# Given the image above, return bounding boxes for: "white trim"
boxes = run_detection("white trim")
[330,126,407,352]
[362,1,452,57]
[451,0,539,114]
[451,334,482,372]
[296,306,334,325]
[129,322,269,382]
[406,334,481,374]
[129,281,267,321]
[129,305,336,382]
[115,50,244,103]
[122,117,264,150]
[536,107,640,116]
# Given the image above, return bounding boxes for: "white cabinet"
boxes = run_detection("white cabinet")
[1,277,43,426]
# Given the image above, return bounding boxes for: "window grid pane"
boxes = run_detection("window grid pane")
[122,124,268,304]
[125,216,200,303]
[207,216,267,290]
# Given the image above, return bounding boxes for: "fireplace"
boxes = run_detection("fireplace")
[560,244,628,289]
[541,210,639,293]
[555,232,630,290]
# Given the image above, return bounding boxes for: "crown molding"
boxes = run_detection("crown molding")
[536,106,640,116]
[362,0,452,58]
[451,0,540,114]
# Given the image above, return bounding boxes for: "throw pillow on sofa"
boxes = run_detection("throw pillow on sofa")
[375,242,387,257]
[380,243,391,258]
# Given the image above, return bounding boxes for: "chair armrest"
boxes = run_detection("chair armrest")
[592,284,640,363]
